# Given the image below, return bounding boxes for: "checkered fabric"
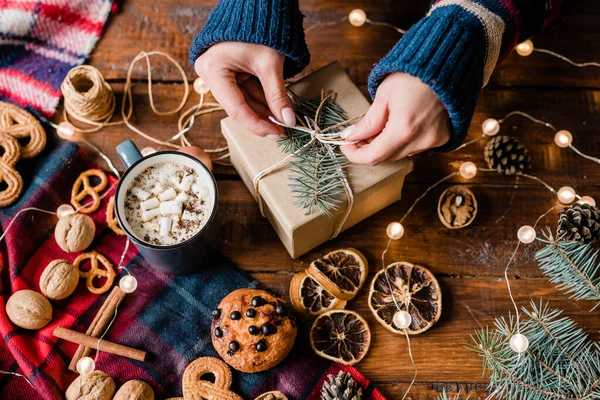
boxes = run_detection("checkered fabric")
[0,141,386,399]
[0,0,113,117]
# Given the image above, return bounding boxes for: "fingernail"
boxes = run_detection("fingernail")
[341,125,356,139]
[282,107,296,126]
[266,134,280,142]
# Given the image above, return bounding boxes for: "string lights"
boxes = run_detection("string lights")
[516,39,600,68]
[305,8,406,34]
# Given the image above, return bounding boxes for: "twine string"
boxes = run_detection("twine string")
[61,52,228,164]
[252,95,361,237]
[61,65,117,133]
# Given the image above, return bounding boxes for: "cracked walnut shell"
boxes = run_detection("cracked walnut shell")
[438,185,477,229]
[55,213,96,253]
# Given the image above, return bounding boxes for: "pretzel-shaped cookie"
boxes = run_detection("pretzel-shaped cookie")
[106,195,125,235]
[0,132,23,207]
[71,169,108,214]
[74,251,116,294]
[0,101,46,159]
[182,357,242,400]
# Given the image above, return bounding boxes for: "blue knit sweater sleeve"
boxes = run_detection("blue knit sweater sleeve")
[368,0,559,151]
[189,0,310,79]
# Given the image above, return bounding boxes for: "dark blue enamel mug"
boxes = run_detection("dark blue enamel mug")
[115,140,220,275]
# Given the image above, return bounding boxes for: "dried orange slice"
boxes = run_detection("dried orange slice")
[289,271,346,319]
[310,310,371,366]
[369,261,442,335]
[306,248,368,301]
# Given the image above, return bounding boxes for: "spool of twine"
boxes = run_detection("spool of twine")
[61,65,116,132]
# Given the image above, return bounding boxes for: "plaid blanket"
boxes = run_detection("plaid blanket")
[0,140,385,399]
[0,0,113,117]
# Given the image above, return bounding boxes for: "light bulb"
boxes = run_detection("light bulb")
[554,130,572,148]
[459,161,477,179]
[509,333,529,353]
[482,118,500,137]
[141,147,157,157]
[579,196,596,207]
[516,40,534,57]
[57,122,75,140]
[392,310,412,330]
[119,275,138,294]
[557,186,576,204]
[76,357,96,376]
[348,9,367,27]
[56,204,75,219]
[517,225,536,244]
[386,222,404,240]
[193,77,210,95]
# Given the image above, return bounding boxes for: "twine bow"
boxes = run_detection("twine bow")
[252,92,363,239]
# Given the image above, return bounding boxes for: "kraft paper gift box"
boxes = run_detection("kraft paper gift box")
[221,62,413,258]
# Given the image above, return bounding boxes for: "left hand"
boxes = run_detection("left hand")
[340,72,451,165]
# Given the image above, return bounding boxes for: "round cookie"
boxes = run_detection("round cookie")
[211,288,296,373]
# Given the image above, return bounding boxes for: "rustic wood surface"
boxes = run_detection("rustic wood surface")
[52,0,600,398]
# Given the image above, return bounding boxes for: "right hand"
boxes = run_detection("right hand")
[194,42,296,140]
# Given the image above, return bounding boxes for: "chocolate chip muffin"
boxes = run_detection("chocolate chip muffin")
[211,288,297,373]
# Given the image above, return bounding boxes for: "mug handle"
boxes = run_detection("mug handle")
[116,140,143,169]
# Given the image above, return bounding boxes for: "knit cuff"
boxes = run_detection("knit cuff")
[368,6,491,152]
[189,0,310,79]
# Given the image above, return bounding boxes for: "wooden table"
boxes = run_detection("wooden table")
[56,1,600,398]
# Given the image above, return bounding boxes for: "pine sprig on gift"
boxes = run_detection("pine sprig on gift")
[278,95,350,216]
[469,301,600,400]
[535,228,600,309]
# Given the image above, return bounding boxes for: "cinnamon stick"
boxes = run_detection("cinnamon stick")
[68,286,127,371]
[55,327,147,362]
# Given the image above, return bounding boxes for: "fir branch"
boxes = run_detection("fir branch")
[535,228,600,309]
[277,94,351,216]
[437,389,470,400]
[468,301,600,400]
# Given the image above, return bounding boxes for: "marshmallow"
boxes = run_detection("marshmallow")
[182,210,199,221]
[142,208,161,221]
[175,192,188,202]
[192,183,209,199]
[132,187,151,201]
[179,175,194,192]
[160,201,182,215]
[159,217,172,236]
[151,183,164,195]
[158,187,177,201]
[140,197,160,211]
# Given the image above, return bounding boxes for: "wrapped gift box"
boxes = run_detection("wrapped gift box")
[221,62,413,258]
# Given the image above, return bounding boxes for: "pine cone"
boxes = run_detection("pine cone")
[484,135,530,175]
[321,371,362,400]
[557,203,600,244]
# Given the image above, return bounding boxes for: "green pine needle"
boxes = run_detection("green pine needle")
[468,301,600,400]
[277,95,350,216]
[535,228,600,309]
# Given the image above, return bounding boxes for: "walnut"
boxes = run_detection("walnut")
[255,391,288,400]
[113,380,154,400]
[438,185,478,229]
[66,370,116,400]
[6,290,52,330]
[39,259,79,300]
[55,213,96,253]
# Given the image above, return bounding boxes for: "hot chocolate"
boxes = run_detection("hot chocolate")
[123,162,214,246]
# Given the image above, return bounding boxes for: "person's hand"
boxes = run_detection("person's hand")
[340,72,451,165]
[194,42,296,140]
